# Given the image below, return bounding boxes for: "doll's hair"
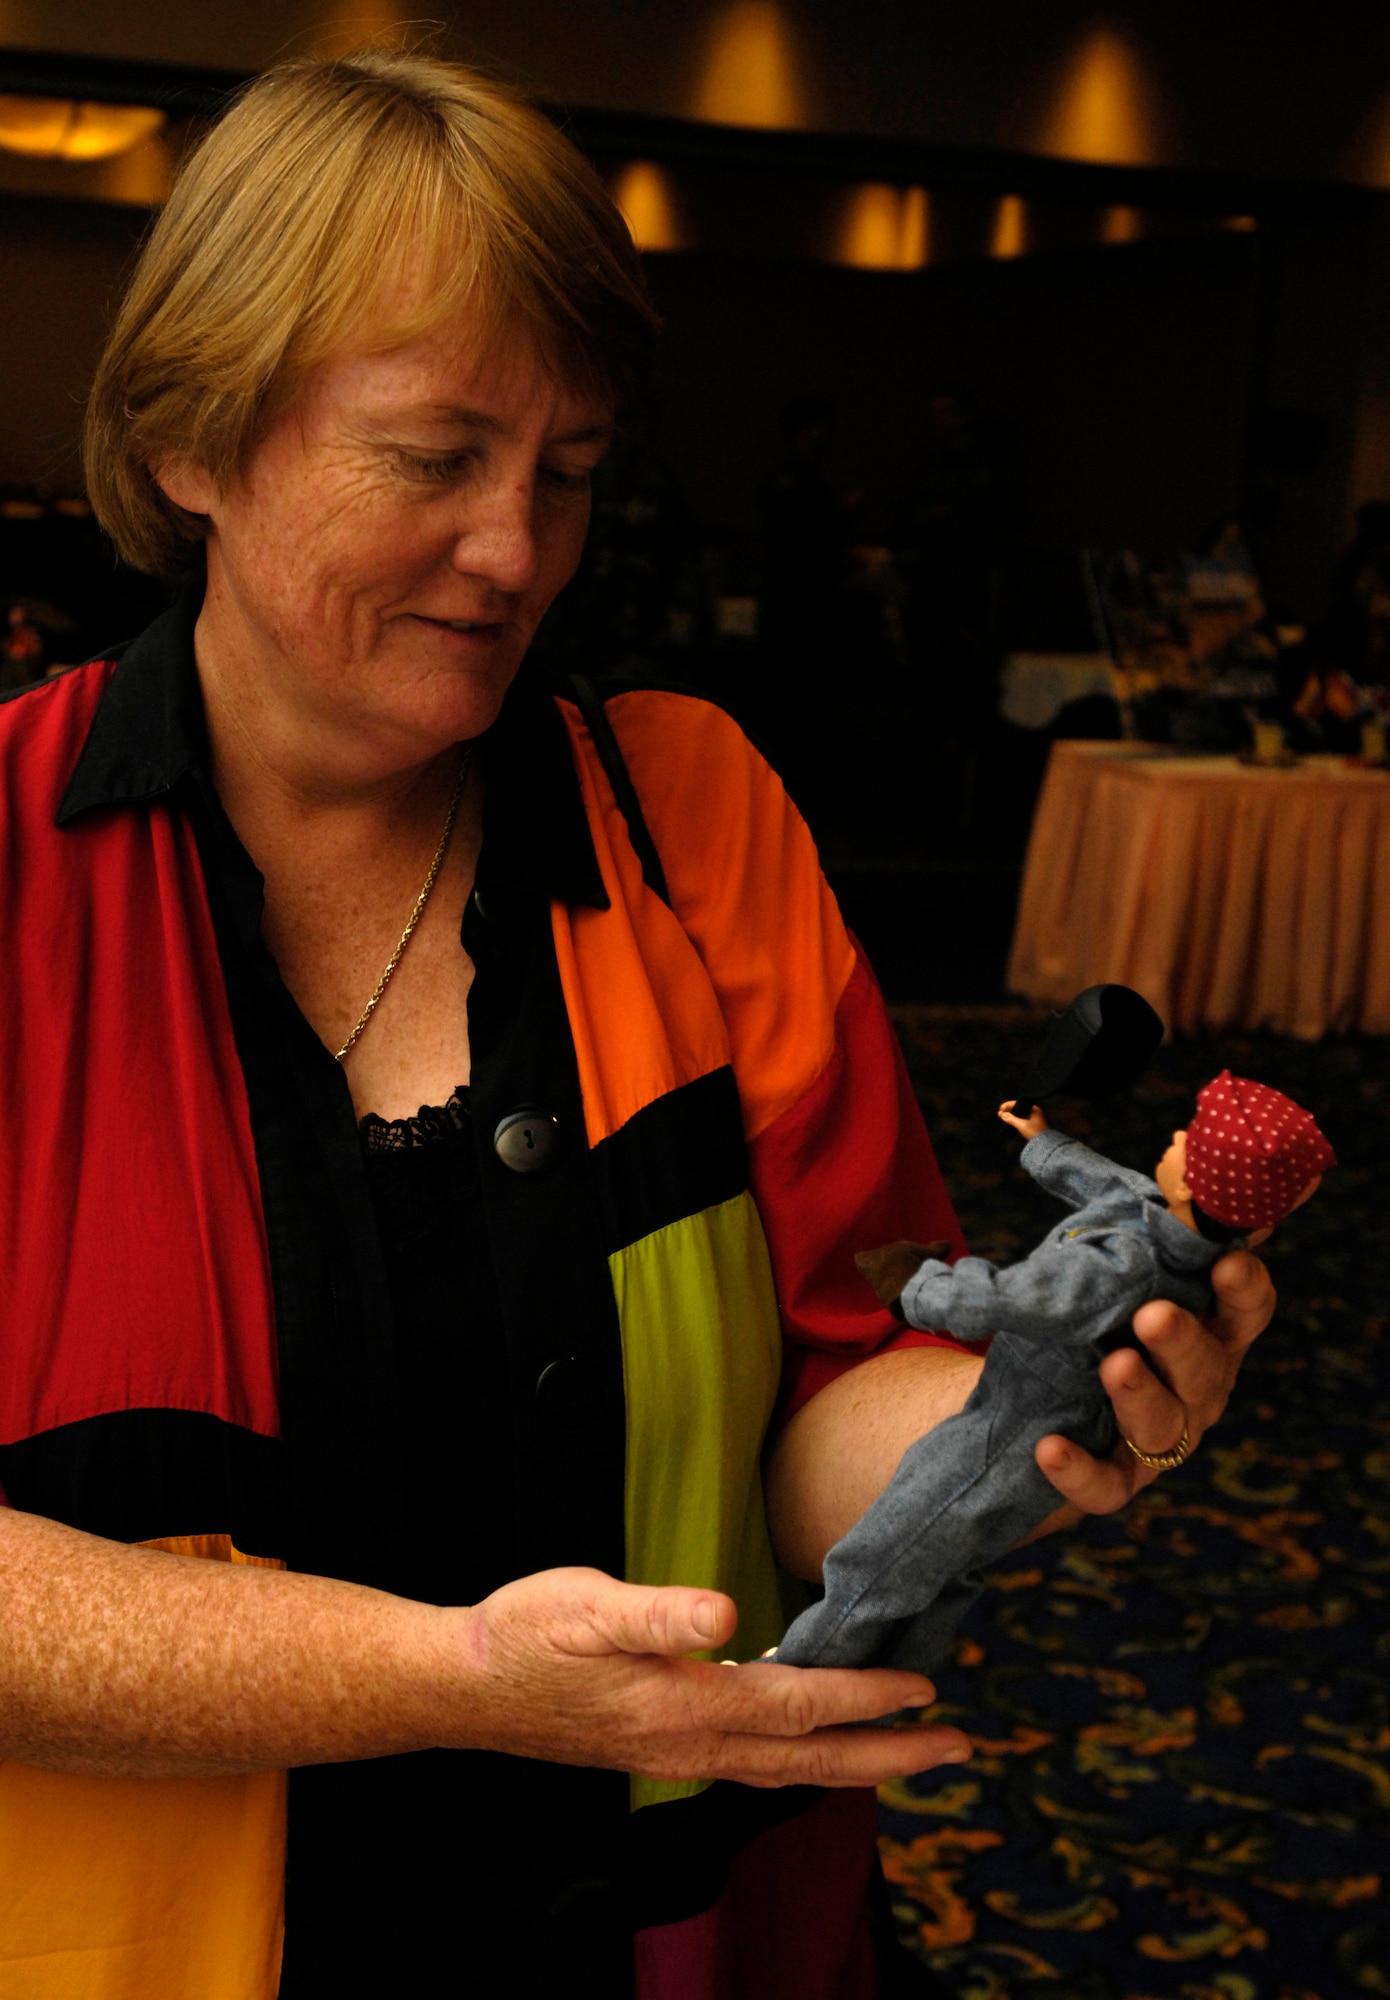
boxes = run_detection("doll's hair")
[1190,1201,1245,1246]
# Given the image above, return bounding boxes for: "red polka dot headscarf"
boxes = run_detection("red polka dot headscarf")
[1185,1070,1336,1230]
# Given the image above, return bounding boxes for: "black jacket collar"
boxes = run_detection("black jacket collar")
[55,579,609,911]
[56,583,207,821]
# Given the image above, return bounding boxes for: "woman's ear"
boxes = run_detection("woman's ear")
[151,457,217,517]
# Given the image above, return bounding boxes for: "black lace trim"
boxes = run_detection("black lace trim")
[359,1086,471,1155]
[358,1087,477,1255]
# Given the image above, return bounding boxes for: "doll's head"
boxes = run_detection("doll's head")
[1154,1070,1335,1246]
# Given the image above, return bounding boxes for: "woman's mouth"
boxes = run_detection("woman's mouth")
[415,612,508,643]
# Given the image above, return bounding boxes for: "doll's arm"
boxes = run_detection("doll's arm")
[1020,1129,1159,1210]
[900,1230,1156,1347]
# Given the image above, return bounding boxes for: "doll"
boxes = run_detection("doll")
[773,1070,1333,1674]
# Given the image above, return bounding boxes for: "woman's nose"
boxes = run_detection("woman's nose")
[450,476,539,594]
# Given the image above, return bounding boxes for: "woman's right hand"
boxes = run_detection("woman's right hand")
[444,1567,972,1788]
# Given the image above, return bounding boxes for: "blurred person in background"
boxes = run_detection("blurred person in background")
[758,397,858,735]
[896,387,1014,823]
[1329,499,1390,685]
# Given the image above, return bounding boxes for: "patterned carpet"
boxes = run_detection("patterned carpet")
[879,1011,1390,2000]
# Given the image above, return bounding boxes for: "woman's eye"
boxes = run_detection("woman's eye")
[395,451,594,492]
[401,451,475,483]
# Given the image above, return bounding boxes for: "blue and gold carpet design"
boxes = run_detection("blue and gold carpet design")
[881,1012,1389,2000]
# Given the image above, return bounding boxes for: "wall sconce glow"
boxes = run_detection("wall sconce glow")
[315,0,404,51]
[991,194,1028,260]
[693,1,808,129]
[338,0,401,30]
[838,185,929,271]
[1225,214,1258,233]
[1355,86,1390,188]
[1100,204,1144,245]
[839,184,896,269]
[611,162,684,253]
[899,186,930,268]
[0,96,165,161]
[1041,28,1160,166]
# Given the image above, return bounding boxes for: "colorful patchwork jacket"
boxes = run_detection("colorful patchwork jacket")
[0,593,966,1999]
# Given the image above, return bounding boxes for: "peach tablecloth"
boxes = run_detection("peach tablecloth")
[1007,740,1390,1039]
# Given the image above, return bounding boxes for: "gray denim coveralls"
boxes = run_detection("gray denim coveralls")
[775,1129,1231,1673]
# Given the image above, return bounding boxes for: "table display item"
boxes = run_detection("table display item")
[1240,718,1299,767]
[773,1071,1333,1675]
[1088,544,1288,749]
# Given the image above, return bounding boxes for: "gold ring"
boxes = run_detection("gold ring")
[1121,1419,1192,1471]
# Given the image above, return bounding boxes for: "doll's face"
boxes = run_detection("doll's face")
[1154,1129,1191,1210]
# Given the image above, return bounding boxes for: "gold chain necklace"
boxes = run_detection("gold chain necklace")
[334,745,471,1064]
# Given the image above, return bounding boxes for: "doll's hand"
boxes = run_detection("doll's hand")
[998,1100,1047,1140]
[1027,1250,1275,1526]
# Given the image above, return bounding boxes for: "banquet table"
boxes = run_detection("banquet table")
[1007,740,1390,1039]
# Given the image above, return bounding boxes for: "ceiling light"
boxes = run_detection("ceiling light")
[0,96,165,163]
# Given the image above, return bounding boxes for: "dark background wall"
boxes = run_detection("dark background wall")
[646,233,1259,550]
[5,203,1361,622]
[8,0,1390,188]
[0,197,143,491]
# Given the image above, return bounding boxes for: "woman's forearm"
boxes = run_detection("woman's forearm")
[764,1345,985,1582]
[0,1507,977,1791]
[0,1506,462,1777]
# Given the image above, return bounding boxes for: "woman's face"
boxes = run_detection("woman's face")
[173,309,612,772]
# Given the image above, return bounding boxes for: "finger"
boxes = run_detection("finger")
[1128,1297,1195,1391]
[1132,1257,1273,1383]
[1035,1432,1135,1512]
[1098,1343,1189,1452]
[1129,1300,1229,1423]
[706,1723,975,1790]
[1207,1249,1275,1353]
[1125,1303,1237,1439]
[570,1576,739,1659]
[686,1660,941,1739]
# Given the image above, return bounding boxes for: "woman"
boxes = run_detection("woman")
[0,49,1273,2000]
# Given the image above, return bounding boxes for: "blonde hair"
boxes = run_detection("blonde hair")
[84,49,657,574]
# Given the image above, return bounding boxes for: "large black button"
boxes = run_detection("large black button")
[471,884,518,925]
[493,1108,560,1173]
[535,1356,607,1435]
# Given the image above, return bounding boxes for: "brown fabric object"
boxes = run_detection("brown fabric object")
[855,1241,952,1311]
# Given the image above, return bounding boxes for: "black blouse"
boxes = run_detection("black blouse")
[352,1088,525,1994]
[358,1087,514,1608]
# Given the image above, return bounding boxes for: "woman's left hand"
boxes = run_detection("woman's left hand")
[1033,1248,1275,1519]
